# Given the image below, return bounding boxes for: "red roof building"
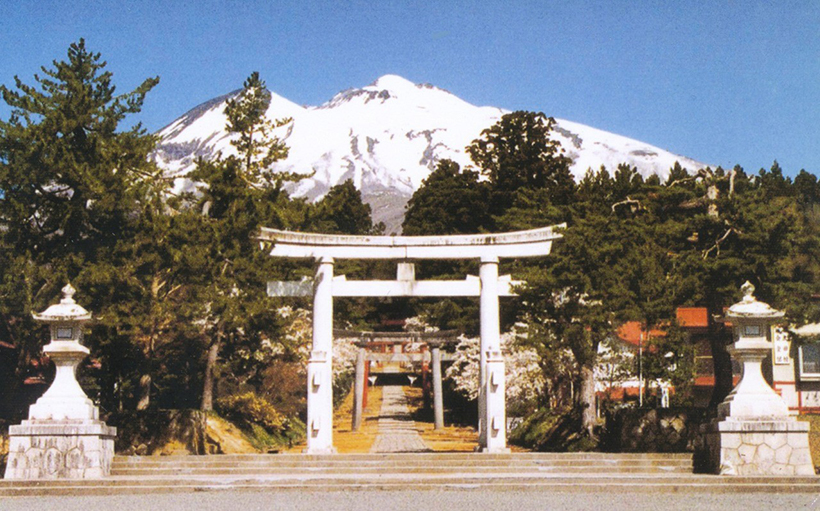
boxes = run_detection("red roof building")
[603,307,735,407]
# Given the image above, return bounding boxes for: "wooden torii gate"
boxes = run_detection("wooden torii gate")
[261,225,563,453]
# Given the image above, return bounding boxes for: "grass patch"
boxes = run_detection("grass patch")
[206,414,305,453]
[241,422,304,452]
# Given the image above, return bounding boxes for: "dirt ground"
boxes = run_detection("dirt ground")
[403,386,479,452]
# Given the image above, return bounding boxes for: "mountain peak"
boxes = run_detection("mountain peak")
[368,74,416,91]
[155,77,708,234]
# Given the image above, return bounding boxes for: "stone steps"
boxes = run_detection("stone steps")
[112,452,696,462]
[2,475,820,496]
[109,453,694,474]
[110,454,694,465]
[3,452,818,496]
[110,461,695,469]
[110,467,694,476]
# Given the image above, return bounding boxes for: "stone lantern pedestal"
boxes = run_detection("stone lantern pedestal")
[4,284,116,480]
[699,282,814,475]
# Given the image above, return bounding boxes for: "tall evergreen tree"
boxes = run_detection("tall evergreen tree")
[0,40,161,413]
[0,39,159,264]
[188,72,296,411]
[223,71,291,187]
[466,111,574,216]
[403,159,491,235]
[309,179,377,235]
[519,166,673,435]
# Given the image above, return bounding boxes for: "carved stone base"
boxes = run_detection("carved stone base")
[4,420,116,479]
[699,419,815,476]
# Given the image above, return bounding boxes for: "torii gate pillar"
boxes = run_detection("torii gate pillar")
[306,257,335,453]
[479,256,508,452]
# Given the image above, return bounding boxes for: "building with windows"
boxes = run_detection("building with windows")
[600,307,740,408]
[772,324,820,413]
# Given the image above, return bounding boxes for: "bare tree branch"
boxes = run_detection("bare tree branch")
[611,197,643,213]
[702,227,740,259]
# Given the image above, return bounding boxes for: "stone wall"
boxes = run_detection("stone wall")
[604,408,707,452]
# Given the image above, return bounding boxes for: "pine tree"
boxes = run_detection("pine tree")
[0,39,159,265]
[188,72,296,411]
[0,40,161,413]
[517,166,675,435]
[223,71,291,187]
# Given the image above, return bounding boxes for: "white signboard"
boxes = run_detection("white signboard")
[774,327,791,365]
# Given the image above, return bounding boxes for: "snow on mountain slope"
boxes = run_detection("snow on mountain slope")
[154,75,707,233]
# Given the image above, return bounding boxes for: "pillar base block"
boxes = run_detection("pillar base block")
[302,446,338,455]
[697,419,814,475]
[478,446,512,454]
[4,419,116,479]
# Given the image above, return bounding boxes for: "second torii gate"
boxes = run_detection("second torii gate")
[261,225,563,454]
[334,329,460,432]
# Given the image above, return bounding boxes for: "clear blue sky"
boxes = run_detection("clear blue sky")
[1,1,818,176]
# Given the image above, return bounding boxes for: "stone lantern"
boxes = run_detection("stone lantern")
[4,284,116,480]
[699,282,814,475]
[718,281,789,421]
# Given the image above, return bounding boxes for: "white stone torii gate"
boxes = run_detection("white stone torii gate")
[260,225,563,454]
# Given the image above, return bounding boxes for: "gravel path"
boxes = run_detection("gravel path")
[3,489,820,511]
[369,385,430,453]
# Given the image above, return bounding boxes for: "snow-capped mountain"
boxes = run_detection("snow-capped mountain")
[154,74,706,233]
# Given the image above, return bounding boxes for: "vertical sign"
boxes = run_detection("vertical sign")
[773,326,790,365]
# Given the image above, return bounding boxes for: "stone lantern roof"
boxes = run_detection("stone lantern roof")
[725,281,784,320]
[32,283,92,323]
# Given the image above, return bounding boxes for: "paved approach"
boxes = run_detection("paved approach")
[369,385,430,453]
[4,489,820,511]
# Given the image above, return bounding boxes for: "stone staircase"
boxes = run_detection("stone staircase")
[1,452,818,495]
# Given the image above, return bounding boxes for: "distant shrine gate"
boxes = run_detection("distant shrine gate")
[261,226,563,453]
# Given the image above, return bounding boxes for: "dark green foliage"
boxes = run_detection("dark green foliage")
[0,39,159,262]
[309,179,377,235]
[509,407,598,452]
[402,159,493,332]
[403,159,491,235]
[403,114,575,333]
[466,111,574,215]
[223,71,290,184]
[0,40,165,415]
[185,72,300,411]
[0,47,347,429]
[407,109,820,436]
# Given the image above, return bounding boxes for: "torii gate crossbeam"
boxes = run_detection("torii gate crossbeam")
[260,225,563,454]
